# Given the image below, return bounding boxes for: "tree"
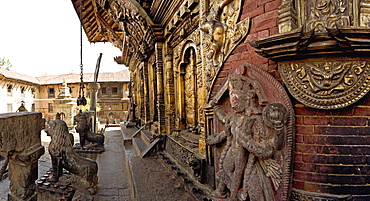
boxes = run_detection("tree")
[0,57,12,69]
[78,98,101,112]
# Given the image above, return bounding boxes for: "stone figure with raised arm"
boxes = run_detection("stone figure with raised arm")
[207,74,287,200]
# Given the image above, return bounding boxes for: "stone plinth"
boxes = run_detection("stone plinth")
[36,170,75,201]
[52,102,77,129]
[0,112,45,201]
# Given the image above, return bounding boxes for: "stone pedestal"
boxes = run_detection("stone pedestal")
[36,170,75,201]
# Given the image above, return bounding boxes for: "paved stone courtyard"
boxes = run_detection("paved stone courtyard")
[0,127,131,201]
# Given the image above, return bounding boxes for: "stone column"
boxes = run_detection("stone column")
[87,83,100,132]
[0,112,45,201]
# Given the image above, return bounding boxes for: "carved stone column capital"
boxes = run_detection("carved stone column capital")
[87,83,101,93]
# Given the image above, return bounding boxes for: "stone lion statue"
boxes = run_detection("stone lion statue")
[45,113,98,193]
[74,110,104,148]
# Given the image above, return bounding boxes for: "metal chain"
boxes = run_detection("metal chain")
[79,0,84,96]
[77,0,86,106]
[79,17,84,97]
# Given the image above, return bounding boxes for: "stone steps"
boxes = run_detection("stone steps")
[120,123,199,201]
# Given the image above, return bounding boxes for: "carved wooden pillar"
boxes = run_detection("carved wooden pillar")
[164,48,176,134]
[143,61,150,123]
[189,48,198,131]
[203,105,214,164]
[198,61,207,157]
[155,42,165,133]
[138,66,145,123]
[178,63,186,130]
[0,113,45,201]
[127,70,136,123]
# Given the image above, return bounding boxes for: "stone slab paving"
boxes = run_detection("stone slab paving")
[93,127,131,201]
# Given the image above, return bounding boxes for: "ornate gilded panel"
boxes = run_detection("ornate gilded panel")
[305,0,351,32]
[279,58,370,109]
[172,32,201,131]
[184,49,197,129]
[278,0,367,33]
[200,0,251,99]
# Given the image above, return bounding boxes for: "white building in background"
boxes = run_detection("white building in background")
[0,67,130,123]
[0,67,39,113]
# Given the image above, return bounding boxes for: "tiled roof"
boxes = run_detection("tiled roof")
[0,67,130,85]
[0,67,40,84]
[36,68,130,84]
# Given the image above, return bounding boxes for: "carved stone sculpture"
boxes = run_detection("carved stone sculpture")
[74,111,105,148]
[207,74,288,200]
[45,114,98,193]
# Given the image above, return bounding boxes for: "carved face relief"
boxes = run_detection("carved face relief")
[279,59,370,109]
[306,62,350,94]
[229,89,244,113]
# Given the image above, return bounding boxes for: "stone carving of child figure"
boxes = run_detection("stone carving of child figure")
[207,74,286,200]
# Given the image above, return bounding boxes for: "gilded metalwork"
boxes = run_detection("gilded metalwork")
[278,0,366,33]
[306,0,350,32]
[200,0,251,96]
[278,0,298,33]
[360,0,370,26]
[279,59,370,109]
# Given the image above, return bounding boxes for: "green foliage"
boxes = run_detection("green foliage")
[0,57,12,69]
[78,98,101,112]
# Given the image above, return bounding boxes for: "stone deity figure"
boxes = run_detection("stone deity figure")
[207,74,286,200]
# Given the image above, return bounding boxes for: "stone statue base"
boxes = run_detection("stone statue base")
[36,169,94,201]
[73,143,105,153]
[36,169,75,201]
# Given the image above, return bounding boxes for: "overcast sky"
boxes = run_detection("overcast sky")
[0,0,124,77]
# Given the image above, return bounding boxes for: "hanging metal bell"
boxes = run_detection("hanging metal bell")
[77,95,87,106]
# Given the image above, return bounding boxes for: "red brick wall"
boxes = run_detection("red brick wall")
[212,0,281,97]
[212,0,370,200]
[294,94,370,199]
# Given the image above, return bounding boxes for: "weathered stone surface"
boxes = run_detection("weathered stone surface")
[207,63,295,201]
[0,112,44,201]
[44,114,98,196]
